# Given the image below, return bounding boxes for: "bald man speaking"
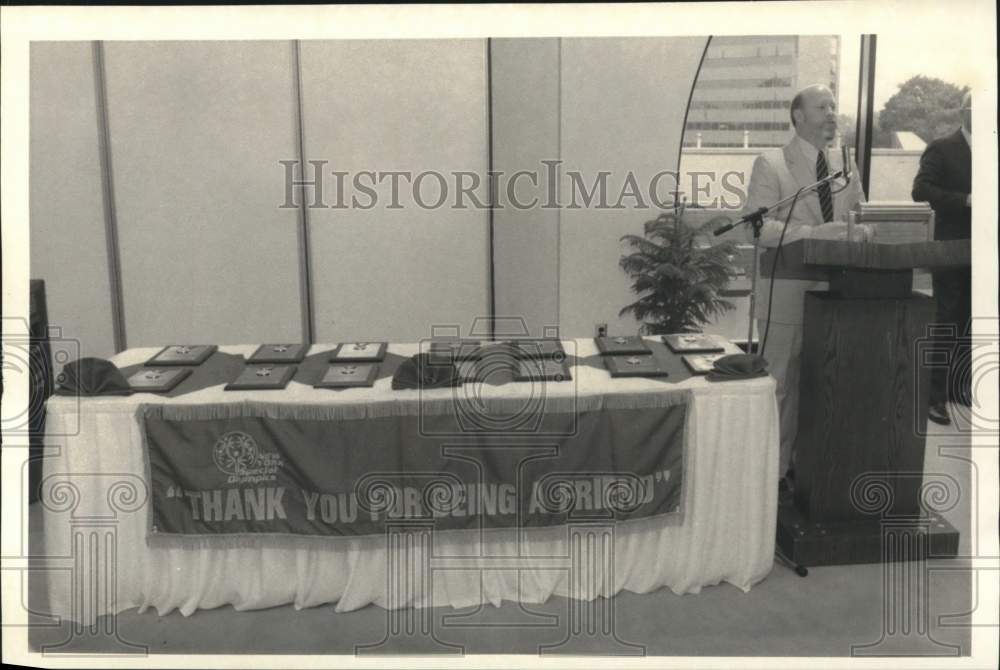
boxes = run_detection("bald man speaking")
[743,84,868,489]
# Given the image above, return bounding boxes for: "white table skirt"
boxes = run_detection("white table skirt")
[41,339,779,623]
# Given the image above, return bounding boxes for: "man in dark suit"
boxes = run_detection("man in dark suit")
[912,92,972,426]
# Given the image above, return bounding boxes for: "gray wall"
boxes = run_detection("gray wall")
[300,39,490,342]
[30,42,115,360]
[490,38,561,338]
[490,37,710,339]
[559,37,709,337]
[103,41,303,346]
[30,37,711,354]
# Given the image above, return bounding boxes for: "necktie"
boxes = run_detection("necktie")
[816,151,834,222]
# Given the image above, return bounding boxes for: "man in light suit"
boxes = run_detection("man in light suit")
[743,84,869,487]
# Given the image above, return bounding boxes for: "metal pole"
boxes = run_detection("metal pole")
[291,40,315,345]
[93,41,127,352]
[747,234,760,351]
[855,35,877,200]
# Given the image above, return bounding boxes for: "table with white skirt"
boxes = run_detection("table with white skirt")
[39,338,779,625]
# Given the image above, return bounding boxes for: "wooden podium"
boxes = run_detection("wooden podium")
[760,239,969,566]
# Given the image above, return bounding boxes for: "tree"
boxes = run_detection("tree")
[618,209,738,335]
[837,113,896,149]
[837,113,857,150]
[878,76,969,146]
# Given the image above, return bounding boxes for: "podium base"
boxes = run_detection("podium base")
[776,502,959,567]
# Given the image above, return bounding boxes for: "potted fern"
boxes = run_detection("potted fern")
[618,207,739,335]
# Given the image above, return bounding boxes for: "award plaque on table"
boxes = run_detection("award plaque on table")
[224,365,297,391]
[604,355,669,378]
[514,358,572,382]
[127,367,192,393]
[145,344,217,366]
[330,342,387,363]
[682,353,728,375]
[512,339,566,360]
[662,334,725,354]
[428,339,482,363]
[314,363,379,388]
[595,335,651,356]
[248,343,308,364]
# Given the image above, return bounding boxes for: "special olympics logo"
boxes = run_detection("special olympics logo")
[212,431,260,476]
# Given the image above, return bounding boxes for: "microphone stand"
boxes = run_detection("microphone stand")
[713,168,846,353]
[713,150,851,580]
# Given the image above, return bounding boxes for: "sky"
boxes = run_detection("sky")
[838,32,979,117]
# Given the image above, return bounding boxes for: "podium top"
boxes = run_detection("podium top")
[761,239,970,280]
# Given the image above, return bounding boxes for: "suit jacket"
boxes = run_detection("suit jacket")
[743,136,866,324]
[911,128,971,241]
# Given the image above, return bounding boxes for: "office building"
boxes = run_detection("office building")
[685,35,841,148]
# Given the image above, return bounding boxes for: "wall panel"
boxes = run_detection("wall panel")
[104,41,302,346]
[490,38,561,338]
[29,42,115,361]
[559,37,710,337]
[31,38,712,354]
[299,39,489,343]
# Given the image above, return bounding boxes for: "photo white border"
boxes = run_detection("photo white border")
[2,2,996,668]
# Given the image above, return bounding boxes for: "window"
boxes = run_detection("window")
[689,100,791,111]
[679,34,860,203]
[695,77,793,89]
[686,121,790,131]
[675,35,861,340]
[868,33,972,202]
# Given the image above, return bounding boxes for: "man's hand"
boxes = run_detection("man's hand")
[808,221,848,241]
[807,221,873,242]
[849,223,874,242]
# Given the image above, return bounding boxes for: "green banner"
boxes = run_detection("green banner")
[141,400,686,539]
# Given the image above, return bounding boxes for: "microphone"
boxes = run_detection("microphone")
[713,207,766,236]
[714,155,848,238]
[713,220,736,236]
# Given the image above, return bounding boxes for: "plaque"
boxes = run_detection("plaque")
[127,367,192,393]
[428,339,482,363]
[604,355,669,378]
[512,339,566,360]
[225,365,297,391]
[514,359,572,382]
[683,353,728,375]
[248,343,308,364]
[595,335,651,355]
[146,344,217,366]
[662,334,725,354]
[315,363,379,388]
[331,342,387,363]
